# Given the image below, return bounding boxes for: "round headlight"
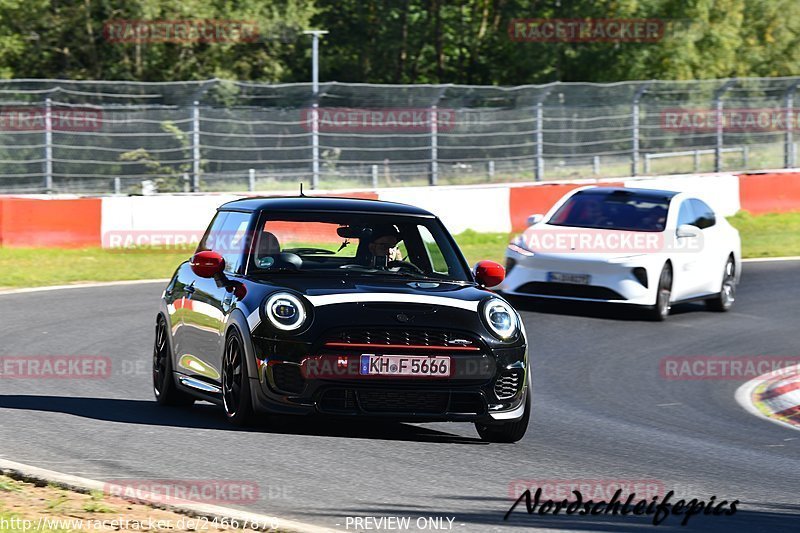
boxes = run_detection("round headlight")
[482,298,518,340]
[265,292,307,331]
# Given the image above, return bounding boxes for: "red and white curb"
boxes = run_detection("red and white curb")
[0,458,338,533]
[735,364,800,431]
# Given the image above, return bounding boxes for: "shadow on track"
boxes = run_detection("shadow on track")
[506,295,709,321]
[0,395,486,445]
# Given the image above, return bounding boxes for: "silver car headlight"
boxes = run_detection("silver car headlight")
[264,292,307,331]
[482,298,518,340]
[508,234,535,256]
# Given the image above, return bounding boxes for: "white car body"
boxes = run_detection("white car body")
[498,187,742,311]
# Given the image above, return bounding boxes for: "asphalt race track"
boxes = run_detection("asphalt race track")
[1,260,799,532]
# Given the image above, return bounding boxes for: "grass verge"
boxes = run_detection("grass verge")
[0,475,259,532]
[0,211,797,289]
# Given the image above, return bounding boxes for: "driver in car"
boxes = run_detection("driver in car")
[364,224,402,267]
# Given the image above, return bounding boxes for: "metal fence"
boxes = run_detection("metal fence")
[1,77,799,194]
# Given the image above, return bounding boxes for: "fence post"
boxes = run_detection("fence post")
[371,164,379,188]
[784,82,800,168]
[714,80,736,173]
[535,101,544,181]
[430,105,438,185]
[113,176,121,195]
[742,145,749,168]
[192,100,200,192]
[311,104,320,189]
[693,150,700,172]
[488,160,495,182]
[644,154,651,174]
[44,98,53,192]
[593,155,600,175]
[248,168,256,192]
[631,83,650,177]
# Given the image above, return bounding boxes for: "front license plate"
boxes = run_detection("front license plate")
[547,271,591,285]
[359,355,452,377]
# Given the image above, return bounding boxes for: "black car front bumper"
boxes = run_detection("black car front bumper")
[247,333,528,423]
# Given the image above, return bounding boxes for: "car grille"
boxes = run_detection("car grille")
[359,390,448,413]
[517,282,626,301]
[270,363,305,394]
[494,370,523,400]
[318,388,486,416]
[323,328,481,351]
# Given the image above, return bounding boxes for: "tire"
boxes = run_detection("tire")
[153,316,195,407]
[647,264,672,321]
[475,387,530,443]
[222,327,255,426]
[706,256,736,312]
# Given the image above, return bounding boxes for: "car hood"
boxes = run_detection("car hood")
[244,276,517,347]
[253,276,492,306]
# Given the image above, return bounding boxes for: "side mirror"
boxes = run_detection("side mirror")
[191,251,225,278]
[474,260,505,288]
[676,224,701,239]
[526,213,544,226]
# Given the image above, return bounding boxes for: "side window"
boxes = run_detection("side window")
[198,212,228,252]
[677,201,696,227]
[197,211,251,274]
[418,225,448,275]
[690,199,716,229]
[217,212,252,274]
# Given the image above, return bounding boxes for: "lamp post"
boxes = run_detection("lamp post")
[303,30,328,189]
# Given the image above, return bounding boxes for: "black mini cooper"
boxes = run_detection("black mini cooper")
[154,196,530,442]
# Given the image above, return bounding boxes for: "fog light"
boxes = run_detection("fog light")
[632,267,648,288]
[506,257,517,274]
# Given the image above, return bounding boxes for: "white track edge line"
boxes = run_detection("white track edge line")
[741,256,800,263]
[0,278,169,295]
[0,458,339,533]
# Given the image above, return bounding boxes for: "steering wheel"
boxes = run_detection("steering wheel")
[387,260,425,274]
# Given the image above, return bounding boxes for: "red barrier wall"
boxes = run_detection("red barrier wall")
[0,197,102,247]
[738,172,800,214]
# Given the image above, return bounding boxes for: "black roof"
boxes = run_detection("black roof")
[579,186,680,199]
[219,195,434,216]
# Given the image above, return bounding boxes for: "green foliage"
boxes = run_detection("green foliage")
[0,1,799,83]
[0,0,316,80]
[118,120,196,192]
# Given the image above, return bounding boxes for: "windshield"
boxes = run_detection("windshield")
[548,190,671,232]
[248,212,470,282]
